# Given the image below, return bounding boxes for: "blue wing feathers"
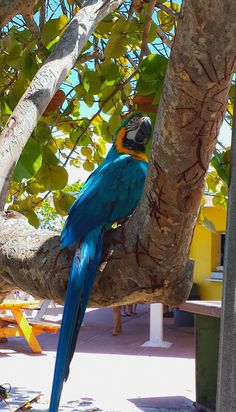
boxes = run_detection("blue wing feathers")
[61,150,148,249]
[49,145,148,412]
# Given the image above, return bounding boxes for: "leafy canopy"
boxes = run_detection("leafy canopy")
[0,0,232,228]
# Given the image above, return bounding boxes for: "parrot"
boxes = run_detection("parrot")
[49,112,152,412]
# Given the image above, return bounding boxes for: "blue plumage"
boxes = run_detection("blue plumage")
[49,113,152,412]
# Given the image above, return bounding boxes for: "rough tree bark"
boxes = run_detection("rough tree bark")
[1,0,236,307]
[0,0,124,210]
[0,0,39,29]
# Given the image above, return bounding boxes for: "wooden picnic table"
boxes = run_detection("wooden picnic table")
[0,300,60,353]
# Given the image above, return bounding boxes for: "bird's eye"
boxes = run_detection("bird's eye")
[129,117,139,124]
[126,117,140,131]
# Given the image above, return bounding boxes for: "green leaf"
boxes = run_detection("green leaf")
[25,210,40,228]
[157,2,180,31]
[41,14,69,46]
[33,124,52,145]
[96,16,114,35]
[99,87,122,114]
[6,77,29,110]
[136,77,157,96]
[5,42,22,69]
[82,70,102,94]
[109,113,122,134]
[140,54,168,82]
[21,50,38,80]
[81,146,93,160]
[206,172,220,192]
[0,98,12,115]
[36,165,68,190]
[14,138,42,182]
[26,179,45,195]
[83,160,94,171]
[53,191,75,216]
[105,34,128,58]
[211,150,230,186]
[42,146,60,166]
[99,62,121,85]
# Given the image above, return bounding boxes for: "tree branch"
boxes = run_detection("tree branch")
[0,0,38,29]
[139,0,156,63]
[157,1,179,20]
[39,0,46,30]
[77,49,105,65]
[0,212,193,306]
[156,26,172,49]
[23,13,41,40]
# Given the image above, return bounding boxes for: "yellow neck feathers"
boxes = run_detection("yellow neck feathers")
[115,127,148,162]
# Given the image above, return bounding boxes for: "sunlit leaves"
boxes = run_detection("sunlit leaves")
[104,16,131,58]
[157,2,180,32]
[83,71,102,94]
[136,54,168,107]
[36,165,68,190]
[41,14,69,46]
[211,149,231,186]
[13,138,42,182]
[108,113,122,134]
[21,49,38,80]
[9,196,42,228]
[53,191,75,216]
[83,160,95,171]
[1,0,230,230]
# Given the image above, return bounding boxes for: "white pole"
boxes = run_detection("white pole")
[142,303,172,348]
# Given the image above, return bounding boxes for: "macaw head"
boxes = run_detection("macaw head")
[114,112,152,157]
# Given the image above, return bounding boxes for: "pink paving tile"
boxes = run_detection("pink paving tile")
[0,304,195,411]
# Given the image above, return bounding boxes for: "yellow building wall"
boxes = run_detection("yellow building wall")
[190,206,226,300]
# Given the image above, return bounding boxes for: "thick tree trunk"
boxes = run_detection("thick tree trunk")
[0,212,193,306]
[1,0,236,306]
[92,0,236,305]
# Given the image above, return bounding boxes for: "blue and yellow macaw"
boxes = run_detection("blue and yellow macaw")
[49,112,152,412]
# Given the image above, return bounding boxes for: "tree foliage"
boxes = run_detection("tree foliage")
[0,0,233,229]
[0,0,179,225]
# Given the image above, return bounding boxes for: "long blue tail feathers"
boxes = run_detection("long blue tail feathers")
[49,228,103,412]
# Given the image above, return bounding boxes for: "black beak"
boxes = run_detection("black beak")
[135,117,152,145]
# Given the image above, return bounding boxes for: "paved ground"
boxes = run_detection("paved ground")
[0,305,196,412]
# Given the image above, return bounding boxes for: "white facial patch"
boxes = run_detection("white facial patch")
[126,117,143,141]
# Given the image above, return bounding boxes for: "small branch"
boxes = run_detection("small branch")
[77,49,105,65]
[157,1,179,20]
[23,13,41,40]
[139,0,156,63]
[60,0,68,16]
[93,35,99,69]
[216,139,227,150]
[125,53,138,69]
[39,0,46,30]
[156,26,172,49]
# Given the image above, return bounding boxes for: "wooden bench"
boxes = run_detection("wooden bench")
[0,300,60,353]
[179,300,221,412]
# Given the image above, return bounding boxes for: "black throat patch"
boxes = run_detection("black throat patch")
[123,137,146,153]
